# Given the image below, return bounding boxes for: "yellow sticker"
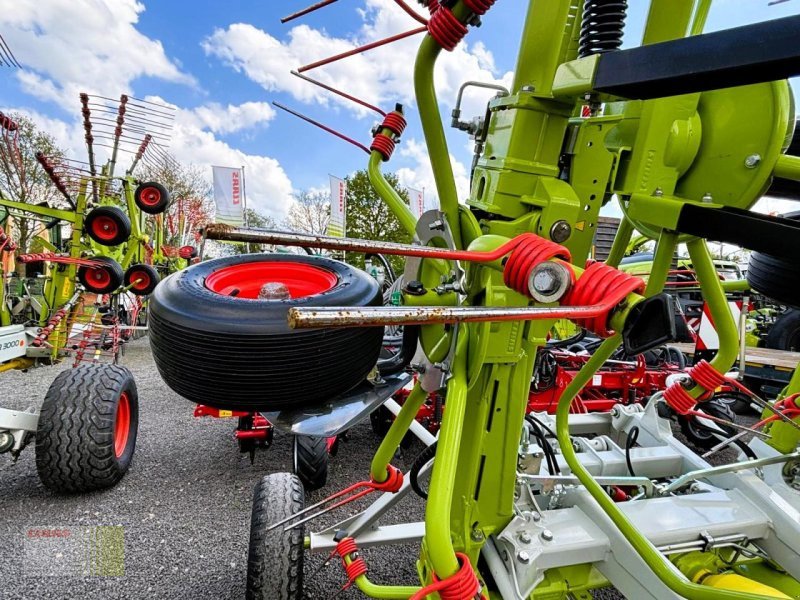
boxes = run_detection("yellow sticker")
[218,410,233,418]
[575,221,586,231]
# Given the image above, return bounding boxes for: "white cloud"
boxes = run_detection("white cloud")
[203,0,513,119]
[395,137,471,208]
[184,102,276,135]
[0,0,195,106]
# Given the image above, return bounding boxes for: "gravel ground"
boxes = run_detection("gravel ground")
[0,338,755,599]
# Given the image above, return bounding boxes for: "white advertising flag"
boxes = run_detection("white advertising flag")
[406,187,425,219]
[212,166,244,226]
[328,175,347,238]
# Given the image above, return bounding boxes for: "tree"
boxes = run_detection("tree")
[0,113,66,261]
[230,208,276,254]
[344,170,411,274]
[283,190,330,236]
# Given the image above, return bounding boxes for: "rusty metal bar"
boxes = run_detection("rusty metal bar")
[288,305,607,329]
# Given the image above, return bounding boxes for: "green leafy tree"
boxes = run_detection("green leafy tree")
[344,170,411,274]
[0,113,66,266]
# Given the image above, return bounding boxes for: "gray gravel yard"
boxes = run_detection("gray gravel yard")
[0,338,753,599]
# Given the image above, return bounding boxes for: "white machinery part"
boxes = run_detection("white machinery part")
[0,324,27,362]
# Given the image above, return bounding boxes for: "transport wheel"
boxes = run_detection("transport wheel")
[35,364,138,493]
[78,256,124,294]
[124,263,160,296]
[713,391,753,415]
[134,181,170,214]
[149,254,384,411]
[293,435,328,491]
[765,309,800,352]
[746,211,800,308]
[679,398,736,450]
[84,206,131,246]
[247,473,304,600]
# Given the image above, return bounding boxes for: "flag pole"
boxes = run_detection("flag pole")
[241,164,250,252]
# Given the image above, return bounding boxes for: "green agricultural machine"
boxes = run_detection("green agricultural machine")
[148,1,800,598]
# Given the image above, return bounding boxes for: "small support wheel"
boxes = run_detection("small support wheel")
[679,398,737,449]
[292,435,329,491]
[124,263,160,296]
[247,473,304,600]
[78,256,124,294]
[35,364,139,493]
[134,182,170,214]
[85,206,131,246]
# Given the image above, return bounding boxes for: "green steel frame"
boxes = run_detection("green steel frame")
[335,0,800,598]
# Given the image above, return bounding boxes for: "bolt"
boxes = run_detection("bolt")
[702,192,713,203]
[653,187,664,197]
[744,154,762,169]
[521,85,535,92]
[429,219,444,231]
[531,512,541,522]
[549,220,571,243]
[532,269,557,295]
[540,530,554,542]
[516,550,531,564]
[471,529,485,542]
[518,531,532,544]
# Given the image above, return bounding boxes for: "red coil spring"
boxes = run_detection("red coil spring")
[382,111,407,136]
[561,261,644,336]
[370,133,396,161]
[664,360,726,415]
[0,226,17,252]
[502,234,572,295]
[373,464,404,492]
[410,553,484,600]
[463,0,496,15]
[335,537,368,590]
[427,6,467,51]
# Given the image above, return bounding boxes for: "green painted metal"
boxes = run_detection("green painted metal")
[369,383,427,483]
[345,555,421,599]
[367,146,417,239]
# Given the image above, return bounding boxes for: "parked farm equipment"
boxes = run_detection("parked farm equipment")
[146,1,800,598]
[0,94,179,492]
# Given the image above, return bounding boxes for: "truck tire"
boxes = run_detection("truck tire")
[293,435,328,491]
[746,211,800,308]
[247,473,304,600]
[35,364,138,493]
[765,309,800,352]
[149,254,383,412]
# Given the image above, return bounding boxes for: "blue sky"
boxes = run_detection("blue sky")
[0,0,798,220]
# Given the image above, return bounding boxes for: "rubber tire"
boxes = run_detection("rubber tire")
[713,392,753,415]
[78,256,124,294]
[134,181,170,215]
[746,211,800,308]
[247,473,304,600]
[124,263,160,296]
[35,364,138,493]
[766,309,800,352]
[148,254,384,411]
[84,206,131,246]
[293,435,328,491]
[679,399,736,450]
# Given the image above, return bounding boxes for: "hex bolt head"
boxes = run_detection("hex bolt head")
[517,550,531,564]
[744,154,762,169]
[540,530,554,542]
[549,220,571,243]
[531,512,541,522]
[528,262,571,303]
[518,531,532,544]
[532,269,557,295]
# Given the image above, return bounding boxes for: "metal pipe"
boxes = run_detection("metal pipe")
[288,304,612,329]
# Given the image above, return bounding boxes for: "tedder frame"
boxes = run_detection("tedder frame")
[211,1,800,598]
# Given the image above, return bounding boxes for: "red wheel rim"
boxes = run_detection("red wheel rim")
[140,187,161,207]
[205,262,337,299]
[91,216,119,242]
[130,270,151,291]
[114,392,131,458]
[178,245,194,259]
[89,267,112,288]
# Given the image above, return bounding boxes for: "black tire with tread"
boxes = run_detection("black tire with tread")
[35,364,138,493]
[84,206,131,246]
[766,309,800,352]
[293,435,328,491]
[247,473,304,600]
[134,181,170,214]
[679,399,736,449]
[746,211,800,308]
[149,254,383,411]
[78,256,124,294]
[124,263,160,296]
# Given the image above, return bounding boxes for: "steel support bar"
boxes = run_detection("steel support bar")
[595,14,800,99]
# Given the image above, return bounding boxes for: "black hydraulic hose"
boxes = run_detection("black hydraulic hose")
[692,419,758,460]
[525,415,560,475]
[625,425,640,477]
[365,252,396,284]
[410,441,437,499]
[377,324,419,376]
